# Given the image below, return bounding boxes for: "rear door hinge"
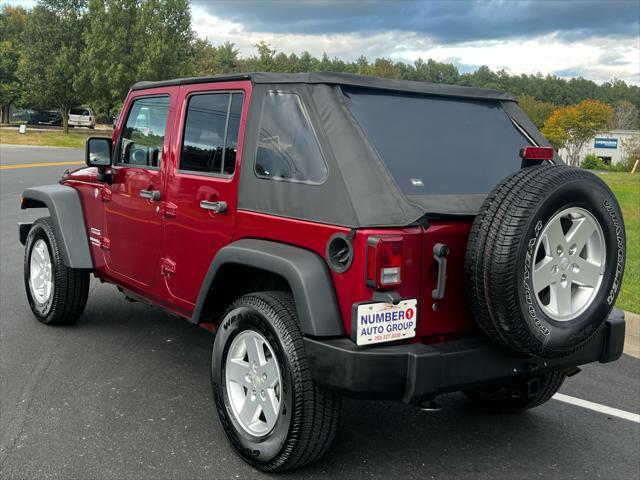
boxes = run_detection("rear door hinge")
[163,201,177,218]
[101,188,112,202]
[161,257,176,275]
[99,235,111,250]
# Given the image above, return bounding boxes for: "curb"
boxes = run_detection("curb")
[623,310,639,359]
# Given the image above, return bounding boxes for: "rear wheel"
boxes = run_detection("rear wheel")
[211,291,341,472]
[464,371,566,413]
[23,217,89,325]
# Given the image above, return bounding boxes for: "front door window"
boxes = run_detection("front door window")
[118,96,170,168]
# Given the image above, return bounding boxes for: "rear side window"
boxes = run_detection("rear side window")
[118,96,170,168]
[180,92,244,175]
[342,87,530,195]
[255,91,327,184]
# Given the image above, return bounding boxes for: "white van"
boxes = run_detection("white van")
[68,107,96,129]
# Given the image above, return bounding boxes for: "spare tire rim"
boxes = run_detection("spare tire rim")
[225,330,282,437]
[29,239,53,304]
[532,207,606,322]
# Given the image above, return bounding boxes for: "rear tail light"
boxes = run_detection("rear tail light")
[520,146,554,161]
[366,236,404,289]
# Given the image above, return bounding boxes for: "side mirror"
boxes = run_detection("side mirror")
[86,137,112,168]
[85,137,113,183]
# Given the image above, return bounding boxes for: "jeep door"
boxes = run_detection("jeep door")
[162,81,250,309]
[103,88,177,286]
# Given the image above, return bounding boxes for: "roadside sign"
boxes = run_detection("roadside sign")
[594,138,617,149]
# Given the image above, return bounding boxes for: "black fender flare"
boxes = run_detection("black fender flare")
[21,184,93,269]
[192,239,345,337]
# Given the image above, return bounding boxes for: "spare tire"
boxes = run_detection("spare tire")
[465,164,626,358]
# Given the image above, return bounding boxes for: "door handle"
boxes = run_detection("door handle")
[140,189,161,202]
[432,243,449,300]
[200,200,227,214]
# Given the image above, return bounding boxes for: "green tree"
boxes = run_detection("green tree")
[252,41,276,70]
[518,95,556,128]
[412,58,459,84]
[135,0,195,81]
[17,0,87,133]
[0,5,29,124]
[77,0,138,120]
[371,58,401,78]
[216,41,240,73]
[192,37,217,75]
[298,51,318,72]
[542,99,613,166]
[78,0,195,119]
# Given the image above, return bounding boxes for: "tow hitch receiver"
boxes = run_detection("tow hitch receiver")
[526,377,541,397]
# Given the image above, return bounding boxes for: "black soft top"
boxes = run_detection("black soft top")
[132,72,516,103]
[133,72,553,226]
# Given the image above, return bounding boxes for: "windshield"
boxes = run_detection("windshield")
[342,87,530,196]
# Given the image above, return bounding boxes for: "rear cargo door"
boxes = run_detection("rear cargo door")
[418,221,477,338]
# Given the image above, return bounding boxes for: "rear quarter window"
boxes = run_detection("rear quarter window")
[255,91,328,185]
[342,87,530,196]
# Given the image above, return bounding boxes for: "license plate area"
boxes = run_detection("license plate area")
[352,299,417,346]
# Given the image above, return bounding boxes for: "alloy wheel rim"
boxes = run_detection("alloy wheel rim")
[225,330,282,437]
[30,239,53,305]
[531,207,606,322]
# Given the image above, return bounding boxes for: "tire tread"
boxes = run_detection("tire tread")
[217,291,340,472]
[24,217,89,325]
[465,165,622,357]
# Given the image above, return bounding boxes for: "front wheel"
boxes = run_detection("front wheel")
[211,292,341,472]
[23,217,89,325]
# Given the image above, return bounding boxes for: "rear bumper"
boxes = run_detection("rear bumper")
[68,120,94,127]
[304,309,625,403]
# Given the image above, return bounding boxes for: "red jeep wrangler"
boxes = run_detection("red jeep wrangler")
[20,73,627,472]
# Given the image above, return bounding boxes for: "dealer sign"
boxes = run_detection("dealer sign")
[354,299,417,346]
[594,138,618,149]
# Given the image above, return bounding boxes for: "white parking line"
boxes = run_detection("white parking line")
[553,393,640,423]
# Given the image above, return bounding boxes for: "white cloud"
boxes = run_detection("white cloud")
[191,6,640,85]
[399,35,640,84]
[3,1,637,84]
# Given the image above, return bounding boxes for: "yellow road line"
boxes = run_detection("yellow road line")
[0,161,84,170]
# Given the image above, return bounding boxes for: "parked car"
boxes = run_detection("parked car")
[11,108,39,125]
[37,110,62,126]
[68,106,96,129]
[19,73,627,472]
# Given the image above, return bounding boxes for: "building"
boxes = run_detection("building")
[558,129,640,166]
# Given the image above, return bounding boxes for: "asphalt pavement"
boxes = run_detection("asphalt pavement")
[1,145,639,479]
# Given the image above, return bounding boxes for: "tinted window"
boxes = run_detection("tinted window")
[180,92,244,175]
[70,108,89,116]
[255,91,327,184]
[343,87,530,195]
[119,96,170,168]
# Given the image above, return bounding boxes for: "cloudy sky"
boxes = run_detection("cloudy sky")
[191,0,640,84]
[5,0,640,84]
